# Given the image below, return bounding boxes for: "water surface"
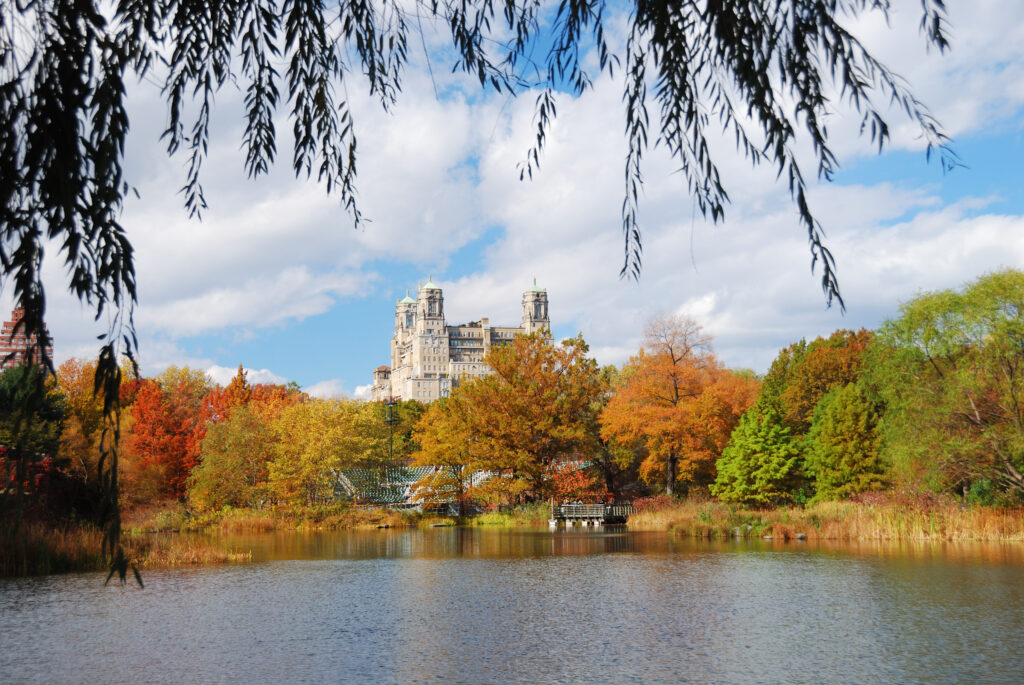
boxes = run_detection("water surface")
[2,528,1022,683]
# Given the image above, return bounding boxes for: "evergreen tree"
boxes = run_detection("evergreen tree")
[804,384,885,501]
[712,402,800,506]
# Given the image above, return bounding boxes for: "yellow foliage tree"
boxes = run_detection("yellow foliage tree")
[409,395,479,515]
[270,399,384,505]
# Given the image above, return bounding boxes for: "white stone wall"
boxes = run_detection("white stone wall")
[371,281,549,403]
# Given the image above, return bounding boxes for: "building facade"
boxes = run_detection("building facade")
[371,278,550,402]
[0,306,53,371]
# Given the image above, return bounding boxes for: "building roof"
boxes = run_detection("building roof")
[422,274,441,290]
[526,277,545,293]
[375,365,390,371]
[335,466,436,504]
[399,290,416,304]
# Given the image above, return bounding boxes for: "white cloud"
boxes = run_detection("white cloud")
[24,1,1024,388]
[306,379,350,399]
[206,365,288,387]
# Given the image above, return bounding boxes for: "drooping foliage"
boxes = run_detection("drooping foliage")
[712,402,800,506]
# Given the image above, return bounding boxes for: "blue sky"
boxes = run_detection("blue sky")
[10,1,1024,397]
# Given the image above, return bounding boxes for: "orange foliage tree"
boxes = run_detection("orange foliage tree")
[762,329,873,433]
[55,358,104,486]
[126,367,213,499]
[187,366,305,490]
[413,333,605,505]
[600,315,759,496]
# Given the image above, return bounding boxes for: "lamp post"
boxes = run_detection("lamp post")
[384,398,397,487]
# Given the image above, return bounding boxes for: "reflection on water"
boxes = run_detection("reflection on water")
[1,528,1023,683]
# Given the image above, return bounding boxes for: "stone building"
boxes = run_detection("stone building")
[0,306,53,371]
[371,278,549,402]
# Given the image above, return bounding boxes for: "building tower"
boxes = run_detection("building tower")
[0,306,53,370]
[395,290,416,333]
[416,275,445,334]
[521,278,549,334]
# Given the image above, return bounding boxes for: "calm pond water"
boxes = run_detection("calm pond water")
[2,527,1023,683]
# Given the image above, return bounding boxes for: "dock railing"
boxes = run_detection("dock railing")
[553,503,634,523]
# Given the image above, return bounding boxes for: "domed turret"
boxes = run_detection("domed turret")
[521,278,549,334]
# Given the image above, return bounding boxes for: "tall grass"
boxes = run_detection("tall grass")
[129,502,426,534]
[126,534,252,568]
[628,498,1024,541]
[473,501,552,527]
[0,520,256,576]
[0,522,106,576]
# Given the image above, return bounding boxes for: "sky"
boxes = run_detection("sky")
[7,1,1024,398]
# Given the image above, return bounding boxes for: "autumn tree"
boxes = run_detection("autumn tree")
[126,367,214,499]
[712,402,801,506]
[804,383,885,501]
[248,382,307,423]
[579,365,636,500]
[55,358,105,487]
[365,400,426,466]
[600,315,758,496]
[188,365,254,468]
[188,406,276,510]
[762,329,873,434]
[270,399,383,506]
[866,270,1024,498]
[448,333,604,504]
[2,0,951,579]
[410,396,479,516]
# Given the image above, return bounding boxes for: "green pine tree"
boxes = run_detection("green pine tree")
[804,384,885,501]
[712,403,800,506]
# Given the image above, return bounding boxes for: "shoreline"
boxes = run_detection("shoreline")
[4,500,1023,577]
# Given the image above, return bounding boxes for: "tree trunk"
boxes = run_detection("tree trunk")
[665,453,677,497]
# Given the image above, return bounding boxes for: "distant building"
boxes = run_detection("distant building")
[0,306,53,371]
[371,277,550,402]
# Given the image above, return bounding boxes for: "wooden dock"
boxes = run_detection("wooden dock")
[549,503,633,526]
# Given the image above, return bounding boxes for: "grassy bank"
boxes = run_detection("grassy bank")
[628,498,1024,541]
[3,502,458,576]
[472,501,552,527]
[125,502,444,535]
[0,522,106,577]
[0,522,251,577]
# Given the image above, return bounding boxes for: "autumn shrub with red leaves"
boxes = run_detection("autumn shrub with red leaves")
[632,495,678,513]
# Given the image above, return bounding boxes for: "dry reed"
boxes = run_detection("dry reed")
[628,499,1024,542]
[127,534,252,568]
[0,522,106,576]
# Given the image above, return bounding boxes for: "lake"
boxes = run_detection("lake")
[2,527,1023,683]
